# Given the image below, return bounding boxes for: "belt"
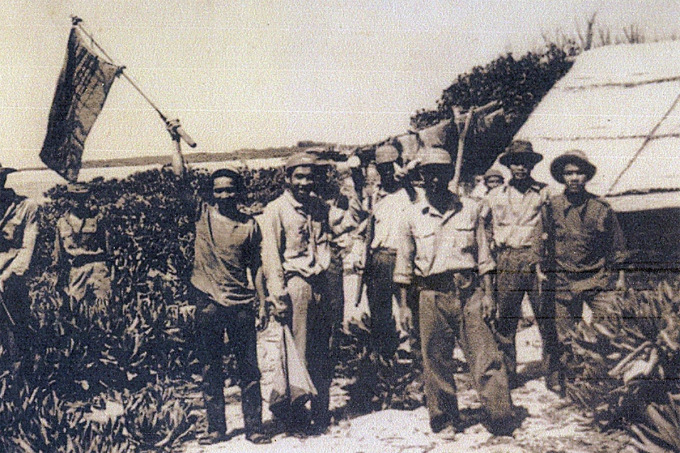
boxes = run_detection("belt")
[415,269,477,292]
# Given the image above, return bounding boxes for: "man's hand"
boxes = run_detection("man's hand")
[256,301,270,332]
[615,270,627,292]
[270,294,292,324]
[399,305,413,333]
[535,263,548,284]
[481,292,496,321]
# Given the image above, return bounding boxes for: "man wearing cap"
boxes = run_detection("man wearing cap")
[260,151,334,435]
[187,167,271,445]
[363,144,421,358]
[54,182,111,318]
[534,150,626,393]
[482,140,558,389]
[0,164,38,365]
[483,169,505,192]
[394,147,513,436]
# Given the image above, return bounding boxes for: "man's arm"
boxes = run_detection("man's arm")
[0,201,38,287]
[393,215,415,332]
[475,208,496,320]
[607,208,627,290]
[258,206,289,319]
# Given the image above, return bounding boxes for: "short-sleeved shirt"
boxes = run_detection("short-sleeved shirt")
[394,196,494,286]
[190,201,262,307]
[482,180,548,249]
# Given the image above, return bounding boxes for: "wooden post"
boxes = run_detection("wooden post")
[451,106,475,194]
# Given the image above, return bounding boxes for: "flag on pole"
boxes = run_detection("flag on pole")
[40,27,120,182]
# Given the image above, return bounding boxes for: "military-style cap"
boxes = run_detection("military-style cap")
[211,164,244,183]
[483,168,504,181]
[550,149,597,184]
[419,147,452,167]
[375,144,399,165]
[67,182,89,194]
[498,140,543,167]
[285,152,318,170]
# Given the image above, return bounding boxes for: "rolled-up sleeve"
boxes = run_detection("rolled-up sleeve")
[258,206,287,300]
[393,215,415,285]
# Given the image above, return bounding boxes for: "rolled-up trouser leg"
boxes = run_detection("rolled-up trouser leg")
[419,289,461,425]
[224,304,263,434]
[459,288,513,425]
[366,249,399,356]
[194,291,227,434]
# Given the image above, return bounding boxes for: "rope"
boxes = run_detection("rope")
[606,83,680,195]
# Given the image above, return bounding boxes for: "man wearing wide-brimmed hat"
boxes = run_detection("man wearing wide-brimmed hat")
[482,140,558,391]
[54,182,111,318]
[0,164,38,366]
[260,151,334,436]
[533,149,627,395]
[394,147,514,437]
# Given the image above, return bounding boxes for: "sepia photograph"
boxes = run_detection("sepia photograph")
[1,1,679,451]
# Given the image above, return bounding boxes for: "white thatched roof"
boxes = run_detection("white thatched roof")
[513,40,680,212]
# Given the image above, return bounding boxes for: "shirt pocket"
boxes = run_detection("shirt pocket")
[448,216,476,252]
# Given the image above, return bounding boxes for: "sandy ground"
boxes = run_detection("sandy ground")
[181,318,636,453]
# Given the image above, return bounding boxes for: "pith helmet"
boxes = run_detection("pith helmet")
[550,150,597,184]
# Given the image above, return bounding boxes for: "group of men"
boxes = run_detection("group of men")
[0,137,626,445]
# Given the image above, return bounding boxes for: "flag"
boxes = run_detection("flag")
[40,27,120,182]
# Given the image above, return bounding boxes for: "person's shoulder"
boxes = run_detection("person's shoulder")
[531,179,548,191]
[485,184,505,202]
[589,193,614,210]
[262,193,287,213]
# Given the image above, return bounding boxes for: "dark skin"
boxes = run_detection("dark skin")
[286,166,315,204]
[397,164,496,332]
[507,160,535,192]
[375,162,400,194]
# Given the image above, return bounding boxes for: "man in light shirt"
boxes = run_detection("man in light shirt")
[394,147,513,437]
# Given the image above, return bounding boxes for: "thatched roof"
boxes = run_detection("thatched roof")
[513,41,680,212]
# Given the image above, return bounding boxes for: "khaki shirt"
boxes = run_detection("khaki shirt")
[371,188,419,251]
[482,180,548,249]
[260,190,331,299]
[394,196,494,285]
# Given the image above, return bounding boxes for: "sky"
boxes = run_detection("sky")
[1,0,680,168]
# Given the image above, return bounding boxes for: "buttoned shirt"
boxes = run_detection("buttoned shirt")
[482,179,548,249]
[190,202,262,307]
[394,195,494,285]
[260,190,331,299]
[370,187,420,251]
[0,191,37,280]
[55,212,107,264]
[534,191,626,293]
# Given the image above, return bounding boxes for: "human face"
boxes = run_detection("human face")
[422,165,453,196]
[485,176,504,190]
[212,176,241,209]
[509,162,532,181]
[376,162,397,190]
[562,163,588,194]
[287,166,315,201]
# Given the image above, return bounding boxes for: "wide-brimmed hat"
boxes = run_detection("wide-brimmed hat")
[419,147,452,167]
[483,168,504,182]
[375,144,399,165]
[498,140,543,167]
[550,150,597,184]
[285,152,318,170]
[67,182,89,194]
[0,163,17,176]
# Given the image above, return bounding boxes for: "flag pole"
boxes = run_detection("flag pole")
[451,106,474,194]
[70,16,196,175]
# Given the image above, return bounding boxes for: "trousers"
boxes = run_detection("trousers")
[287,274,334,427]
[193,289,263,435]
[0,275,31,363]
[418,272,513,429]
[494,247,559,380]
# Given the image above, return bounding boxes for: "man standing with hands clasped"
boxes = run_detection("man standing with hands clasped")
[393,147,514,437]
[533,150,627,395]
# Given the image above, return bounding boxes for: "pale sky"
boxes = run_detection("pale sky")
[1,0,679,168]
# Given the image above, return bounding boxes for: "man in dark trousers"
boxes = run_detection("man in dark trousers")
[482,140,558,390]
[260,151,334,435]
[0,164,37,368]
[534,149,627,395]
[394,147,514,437]
[189,167,270,445]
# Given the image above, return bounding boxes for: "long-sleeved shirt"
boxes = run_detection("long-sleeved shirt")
[533,191,627,293]
[190,201,262,307]
[394,196,494,285]
[0,191,38,280]
[482,180,548,249]
[259,190,331,299]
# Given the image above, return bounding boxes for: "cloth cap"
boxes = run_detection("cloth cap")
[211,164,244,184]
[498,140,543,167]
[483,168,504,181]
[67,182,89,194]
[419,147,452,166]
[285,152,318,170]
[550,149,597,183]
[375,145,399,165]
